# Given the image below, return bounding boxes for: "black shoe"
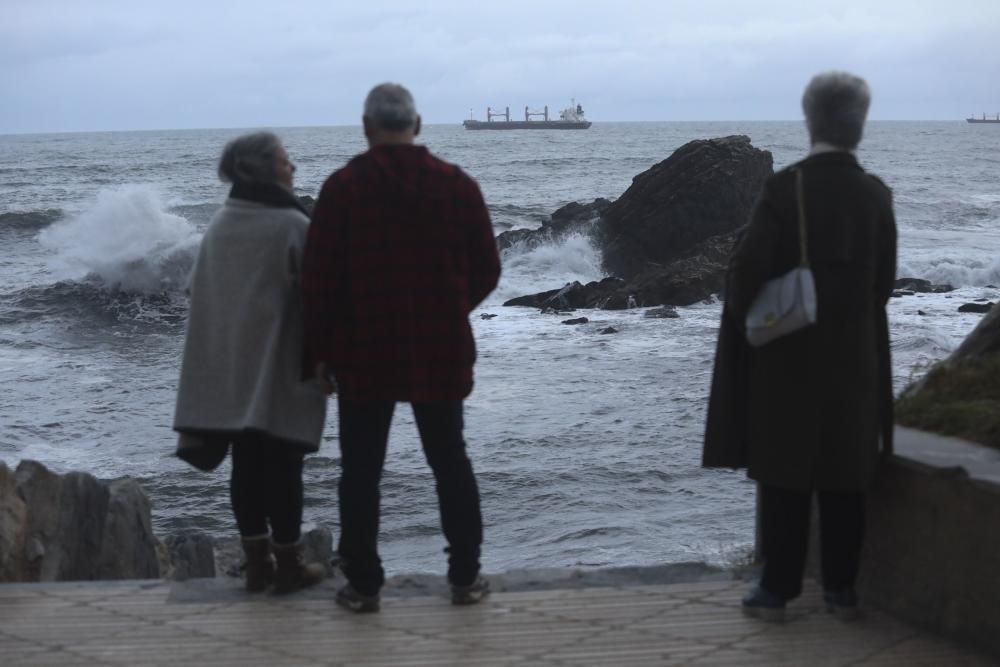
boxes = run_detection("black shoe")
[451,576,491,605]
[741,586,786,622]
[335,584,381,613]
[824,589,860,621]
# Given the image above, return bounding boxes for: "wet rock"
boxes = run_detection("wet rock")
[98,478,160,580]
[892,290,915,297]
[496,199,612,252]
[561,317,589,325]
[301,526,335,577]
[0,462,26,581]
[599,327,618,334]
[599,135,772,280]
[1,460,159,582]
[644,306,680,319]
[505,136,773,308]
[958,302,994,314]
[918,310,927,316]
[164,532,216,580]
[951,303,1000,361]
[297,195,316,214]
[479,313,497,319]
[894,278,955,293]
[504,278,626,310]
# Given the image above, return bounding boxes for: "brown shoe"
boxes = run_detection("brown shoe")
[240,536,274,593]
[272,541,325,594]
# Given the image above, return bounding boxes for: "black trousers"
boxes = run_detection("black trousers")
[758,483,866,601]
[337,398,483,596]
[230,436,305,545]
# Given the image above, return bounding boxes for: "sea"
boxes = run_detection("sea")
[1,121,998,577]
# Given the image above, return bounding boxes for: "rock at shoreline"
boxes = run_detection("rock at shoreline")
[894,277,955,293]
[958,302,994,314]
[561,317,589,325]
[165,532,216,580]
[504,136,773,309]
[896,302,1000,450]
[496,199,612,252]
[0,460,159,582]
[598,135,773,280]
[644,306,680,319]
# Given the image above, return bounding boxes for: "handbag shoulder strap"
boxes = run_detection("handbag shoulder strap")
[795,167,809,268]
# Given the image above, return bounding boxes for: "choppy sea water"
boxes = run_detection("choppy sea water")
[1,122,998,575]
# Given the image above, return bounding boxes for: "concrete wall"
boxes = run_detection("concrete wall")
[859,427,1000,657]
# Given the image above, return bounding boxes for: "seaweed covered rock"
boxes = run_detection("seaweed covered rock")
[896,305,1000,450]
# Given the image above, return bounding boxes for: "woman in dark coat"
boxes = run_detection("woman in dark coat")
[704,71,897,621]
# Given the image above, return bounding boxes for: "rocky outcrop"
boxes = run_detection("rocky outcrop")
[164,532,216,580]
[598,135,772,280]
[497,199,612,252]
[0,462,26,581]
[894,277,955,293]
[950,303,1000,361]
[503,136,773,309]
[0,460,159,582]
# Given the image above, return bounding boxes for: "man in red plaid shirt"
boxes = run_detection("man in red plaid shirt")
[302,83,501,613]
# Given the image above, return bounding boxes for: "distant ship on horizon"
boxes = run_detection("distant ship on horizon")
[463,101,592,130]
[967,112,1000,124]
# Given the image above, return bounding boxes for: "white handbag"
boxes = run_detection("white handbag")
[745,169,817,347]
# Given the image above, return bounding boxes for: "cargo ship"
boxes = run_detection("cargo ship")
[967,113,1000,124]
[463,102,592,130]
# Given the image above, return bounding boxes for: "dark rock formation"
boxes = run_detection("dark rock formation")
[0,460,159,582]
[297,195,316,214]
[958,302,994,314]
[894,277,955,293]
[950,303,1000,361]
[165,532,216,580]
[504,136,773,309]
[562,317,589,325]
[599,327,618,334]
[598,135,772,280]
[643,306,680,319]
[496,199,612,252]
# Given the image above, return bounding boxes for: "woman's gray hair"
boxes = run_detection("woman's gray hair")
[217,131,283,185]
[364,83,418,131]
[801,71,871,149]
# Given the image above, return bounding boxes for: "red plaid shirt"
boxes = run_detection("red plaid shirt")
[302,144,501,401]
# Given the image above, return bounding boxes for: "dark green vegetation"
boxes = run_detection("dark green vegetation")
[895,353,1000,451]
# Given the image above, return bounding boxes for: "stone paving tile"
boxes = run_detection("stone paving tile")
[1,578,995,666]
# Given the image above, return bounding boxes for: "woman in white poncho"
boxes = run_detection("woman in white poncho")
[173,132,328,594]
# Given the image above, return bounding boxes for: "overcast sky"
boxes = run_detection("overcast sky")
[3,0,999,133]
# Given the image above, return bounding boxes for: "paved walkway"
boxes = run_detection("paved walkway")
[0,578,991,666]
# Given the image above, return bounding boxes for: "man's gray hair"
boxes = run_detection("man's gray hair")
[364,83,418,131]
[218,131,283,185]
[801,71,871,149]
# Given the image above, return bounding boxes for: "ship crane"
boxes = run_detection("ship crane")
[525,105,549,121]
[487,106,510,122]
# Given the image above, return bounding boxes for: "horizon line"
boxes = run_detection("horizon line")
[0,118,987,137]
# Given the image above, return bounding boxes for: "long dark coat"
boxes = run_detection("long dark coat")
[703,151,897,492]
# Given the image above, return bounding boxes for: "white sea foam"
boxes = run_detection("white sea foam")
[490,232,605,305]
[38,185,201,293]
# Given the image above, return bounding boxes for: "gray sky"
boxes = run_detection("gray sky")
[3,0,999,133]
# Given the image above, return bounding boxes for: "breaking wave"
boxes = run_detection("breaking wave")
[38,185,201,293]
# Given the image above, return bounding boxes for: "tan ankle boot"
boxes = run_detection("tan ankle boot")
[272,541,325,594]
[241,536,274,593]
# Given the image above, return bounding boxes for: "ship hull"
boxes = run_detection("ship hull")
[967,118,1000,123]
[463,120,592,130]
